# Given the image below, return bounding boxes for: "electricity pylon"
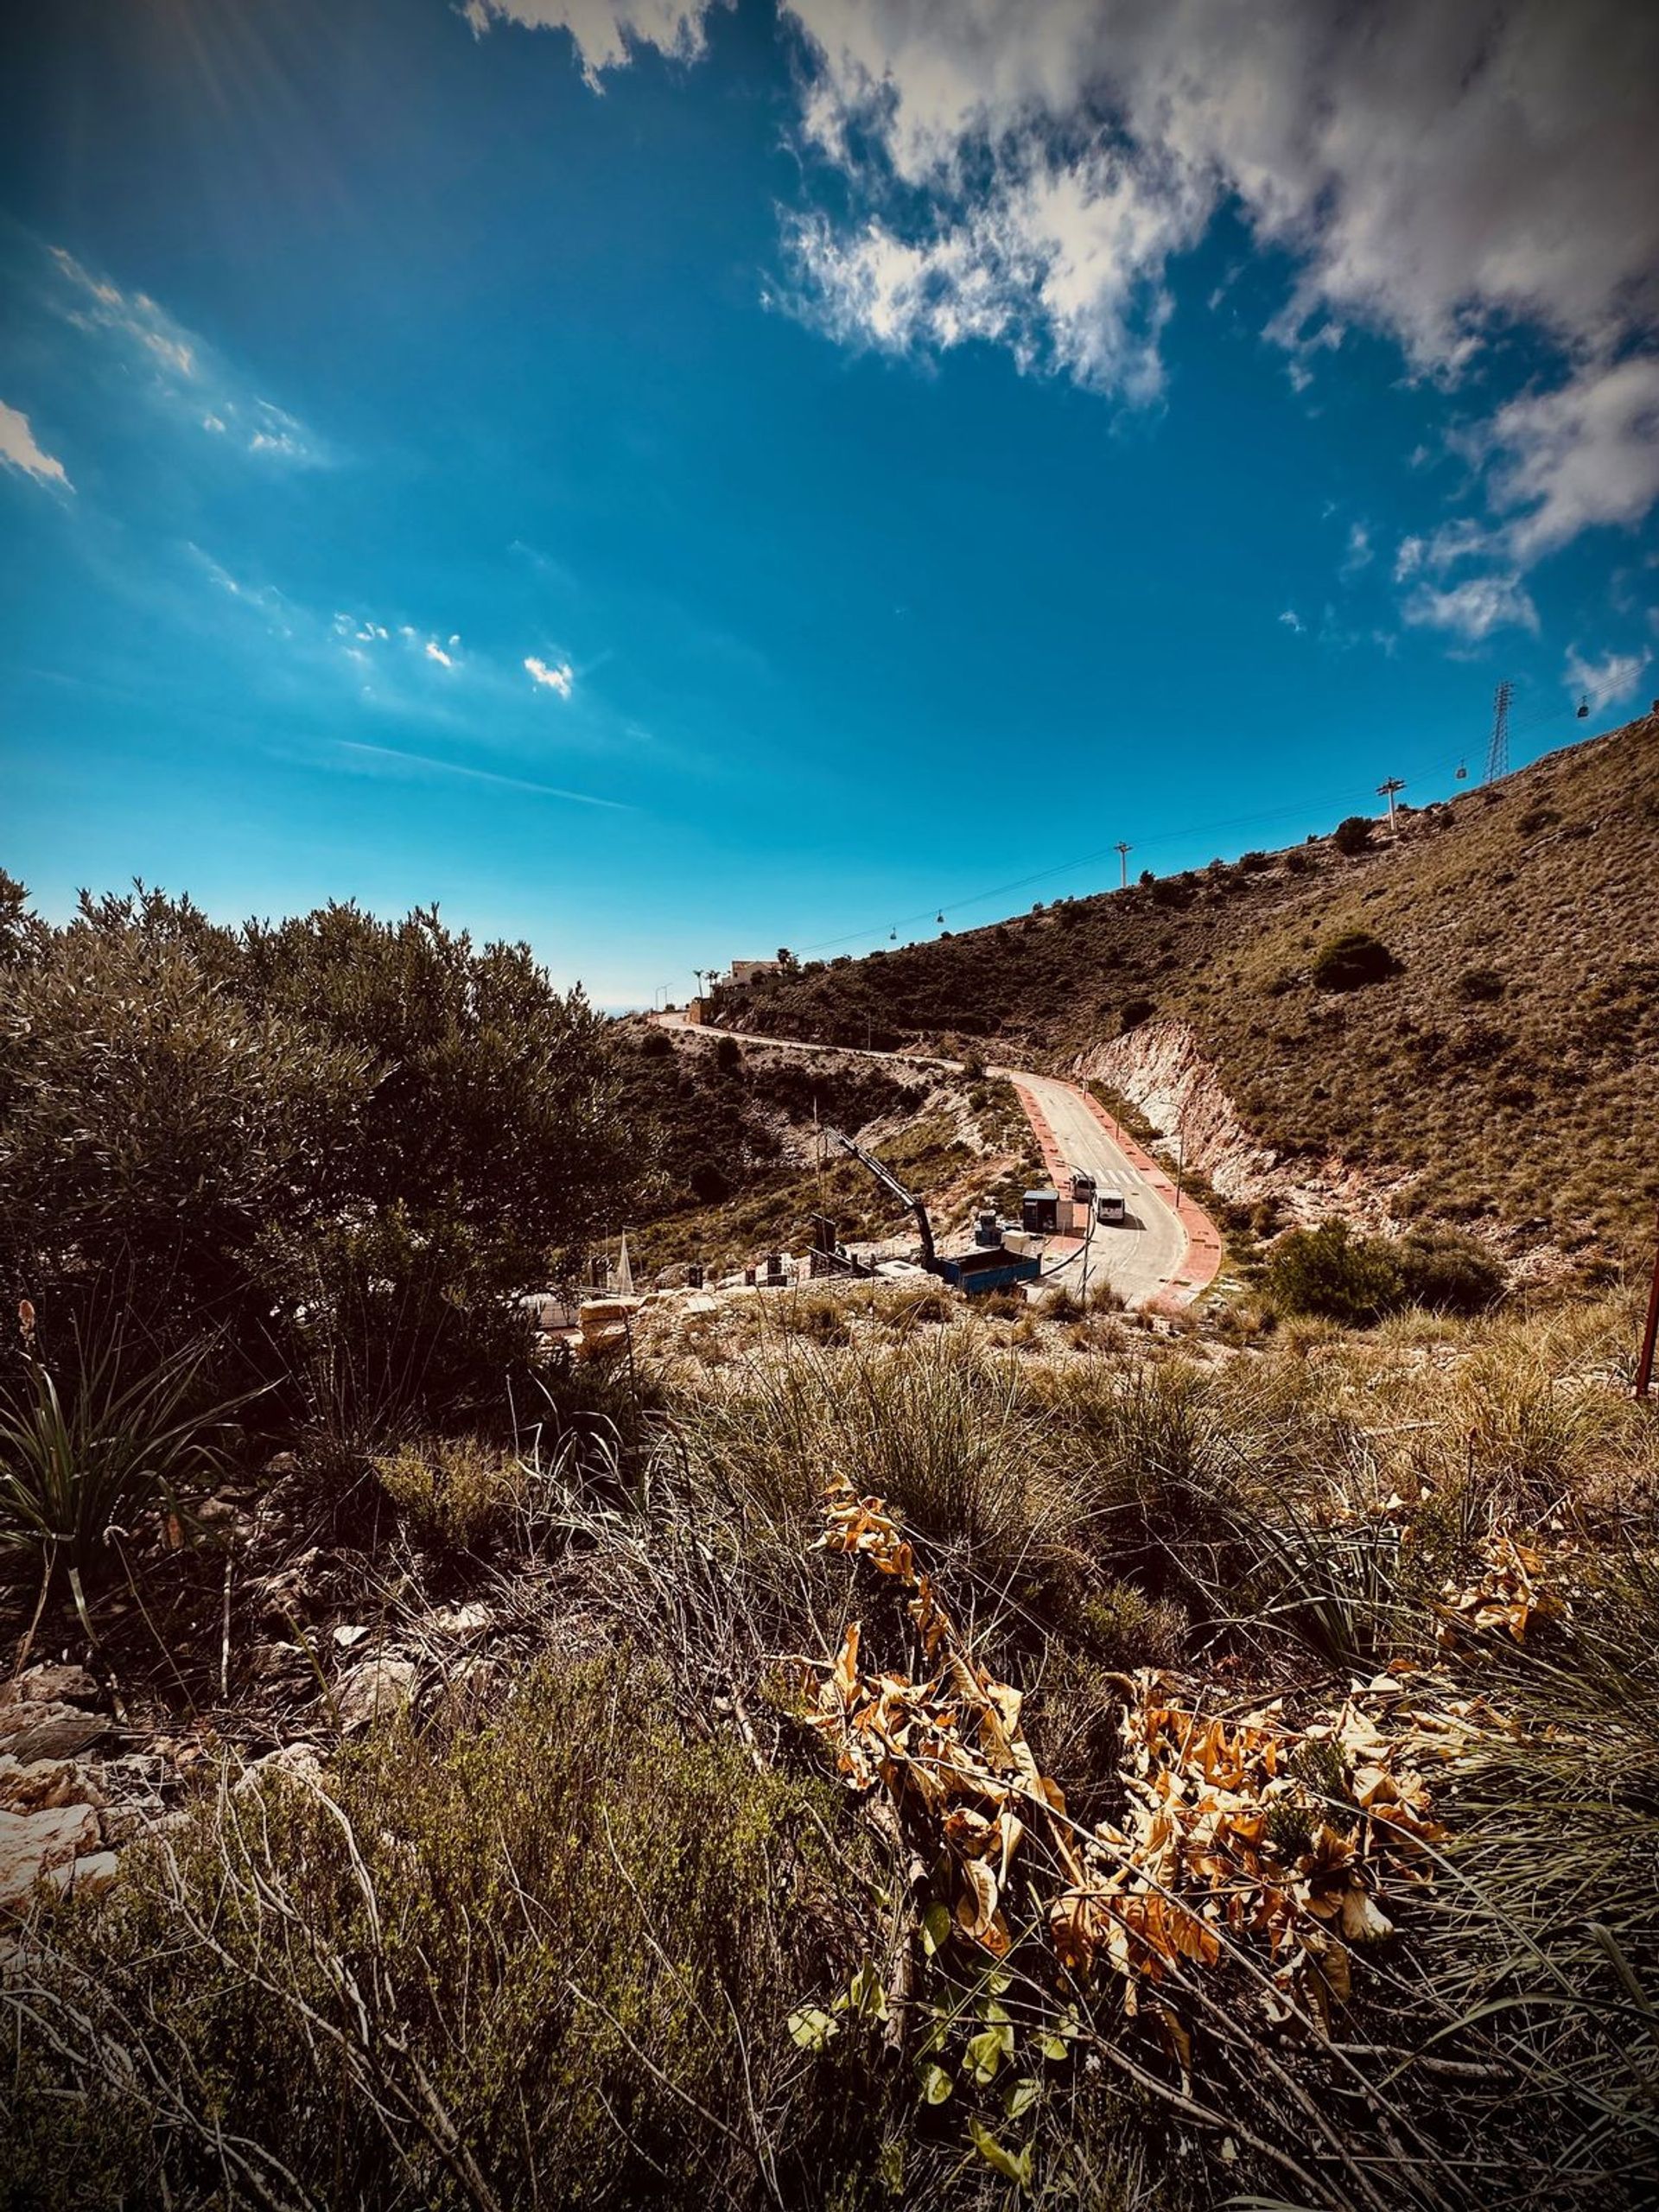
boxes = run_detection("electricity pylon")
[1484,679,1512,784]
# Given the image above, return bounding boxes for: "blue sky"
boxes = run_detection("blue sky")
[3,0,1655,1006]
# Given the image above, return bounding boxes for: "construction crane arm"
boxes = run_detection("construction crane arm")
[822,1125,937,1270]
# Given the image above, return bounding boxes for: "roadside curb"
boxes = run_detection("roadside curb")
[1075,1088,1224,1311]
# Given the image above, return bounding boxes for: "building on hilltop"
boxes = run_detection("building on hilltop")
[723,958,783,988]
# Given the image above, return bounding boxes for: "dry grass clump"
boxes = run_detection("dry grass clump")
[7,1290,1656,2209]
[372,1433,528,1549]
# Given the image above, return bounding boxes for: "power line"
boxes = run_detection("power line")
[791,690,1586,959]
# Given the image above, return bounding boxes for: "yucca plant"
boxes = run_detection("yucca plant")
[0,1325,253,1640]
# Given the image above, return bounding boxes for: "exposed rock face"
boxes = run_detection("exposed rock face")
[11,1663,100,1707]
[0,1796,103,1912]
[1074,1020,1402,1232]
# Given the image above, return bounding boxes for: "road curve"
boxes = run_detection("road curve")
[646,1012,1212,1310]
[1004,1070,1188,1310]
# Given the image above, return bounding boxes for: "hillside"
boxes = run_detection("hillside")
[723,714,1659,1266]
[616,1024,1043,1276]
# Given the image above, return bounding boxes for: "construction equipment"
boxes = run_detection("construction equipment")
[823,1124,937,1270]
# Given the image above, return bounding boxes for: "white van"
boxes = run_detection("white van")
[1096,1191,1127,1226]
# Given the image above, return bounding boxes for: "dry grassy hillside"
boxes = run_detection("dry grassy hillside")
[730,714,1659,1263]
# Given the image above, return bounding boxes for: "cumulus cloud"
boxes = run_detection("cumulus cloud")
[1402,571,1539,643]
[424,639,455,667]
[47,245,321,462]
[525,654,575,696]
[475,0,1659,556]
[1565,643,1649,712]
[0,399,71,489]
[1484,356,1659,562]
[461,0,723,84]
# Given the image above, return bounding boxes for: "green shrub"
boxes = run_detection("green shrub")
[4,1658,877,2212]
[1395,1228,1503,1314]
[1264,1221,1405,1325]
[0,884,633,1431]
[1332,815,1374,856]
[1311,929,1398,990]
[372,1433,525,1548]
[0,1325,251,1630]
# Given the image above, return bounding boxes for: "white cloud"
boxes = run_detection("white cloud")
[525,654,575,696]
[461,0,724,85]
[47,246,321,462]
[475,0,1659,560]
[1402,570,1538,643]
[1394,536,1425,583]
[424,639,455,667]
[1338,520,1373,581]
[1277,607,1304,634]
[1564,644,1649,712]
[0,399,71,489]
[771,1,1659,385]
[1484,355,1659,563]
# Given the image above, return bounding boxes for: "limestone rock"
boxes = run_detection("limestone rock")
[0,1757,105,1814]
[431,1602,495,1640]
[0,1802,101,1913]
[0,1702,107,1763]
[50,1848,120,1899]
[235,1742,325,1794]
[12,1663,100,1707]
[334,1658,416,1732]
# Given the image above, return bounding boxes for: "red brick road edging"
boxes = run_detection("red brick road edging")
[1007,1078,1225,1313]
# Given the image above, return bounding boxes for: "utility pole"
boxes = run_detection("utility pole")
[1637,1204,1659,1400]
[1115,841,1132,889]
[1484,679,1512,785]
[1376,777,1405,836]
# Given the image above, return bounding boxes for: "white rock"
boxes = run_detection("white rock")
[431,1603,495,1640]
[45,1848,120,1900]
[233,1741,326,1796]
[334,1659,416,1732]
[0,1702,107,1762]
[0,1757,105,1814]
[12,1663,99,1706]
[0,1802,101,1912]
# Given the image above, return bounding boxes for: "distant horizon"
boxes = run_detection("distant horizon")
[15,706,1636,1014]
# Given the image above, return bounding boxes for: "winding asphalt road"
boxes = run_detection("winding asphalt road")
[651,1013,1194,1310]
[1006,1070,1188,1309]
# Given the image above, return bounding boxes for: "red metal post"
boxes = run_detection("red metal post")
[1637,1205,1659,1401]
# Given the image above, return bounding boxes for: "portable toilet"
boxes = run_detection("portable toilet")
[1021,1188,1059,1235]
